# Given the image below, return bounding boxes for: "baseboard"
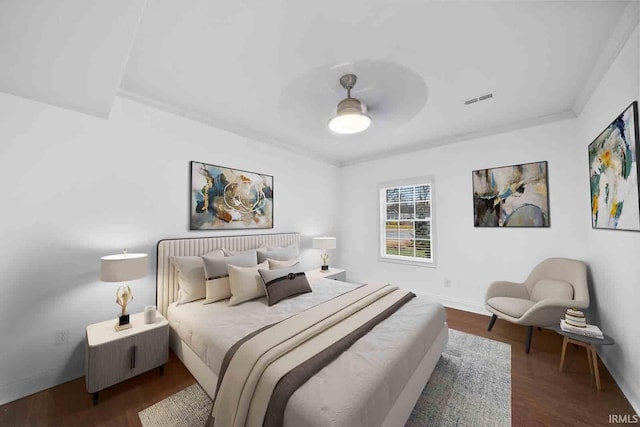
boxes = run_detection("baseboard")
[0,369,82,406]
[597,351,640,416]
[413,291,489,316]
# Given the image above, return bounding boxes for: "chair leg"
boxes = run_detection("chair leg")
[525,326,533,354]
[487,314,498,331]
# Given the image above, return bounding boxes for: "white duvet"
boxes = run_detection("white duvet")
[168,277,446,427]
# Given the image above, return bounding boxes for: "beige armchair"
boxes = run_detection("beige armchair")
[485,257,589,353]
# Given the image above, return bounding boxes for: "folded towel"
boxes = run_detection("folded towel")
[565,318,587,328]
[560,320,604,339]
[566,308,585,318]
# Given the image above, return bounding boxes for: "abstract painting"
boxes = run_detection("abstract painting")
[473,161,549,227]
[589,101,640,231]
[190,161,273,230]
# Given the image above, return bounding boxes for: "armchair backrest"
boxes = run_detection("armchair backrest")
[524,258,589,306]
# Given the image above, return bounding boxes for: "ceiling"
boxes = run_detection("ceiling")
[0,1,634,165]
[0,0,146,118]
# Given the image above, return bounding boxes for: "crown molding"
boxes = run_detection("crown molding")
[573,1,639,116]
[119,90,575,170]
[117,89,340,167]
[339,109,576,167]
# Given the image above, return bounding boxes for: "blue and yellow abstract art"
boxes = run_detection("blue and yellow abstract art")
[473,161,550,227]
[190,161,273,230]
[589,101,640,231]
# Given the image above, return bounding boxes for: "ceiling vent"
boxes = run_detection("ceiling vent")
[464,92,494,106]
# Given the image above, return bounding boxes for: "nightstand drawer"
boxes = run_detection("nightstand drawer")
[329,271,346,281]
[85,315,169,394]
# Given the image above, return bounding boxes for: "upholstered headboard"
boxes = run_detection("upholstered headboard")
[156,233,300,316]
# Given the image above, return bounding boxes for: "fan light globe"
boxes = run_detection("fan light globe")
[329,111,371,134]
[328,74,371,135]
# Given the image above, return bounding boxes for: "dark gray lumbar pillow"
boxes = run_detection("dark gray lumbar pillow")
[203,251,257,280]
[258,263,311,306]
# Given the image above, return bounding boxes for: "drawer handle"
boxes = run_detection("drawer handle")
[130,345,137,369]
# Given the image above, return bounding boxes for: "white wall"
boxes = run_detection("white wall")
[577,26,640,413]
[0,94,340,405]
[339,118,588,312]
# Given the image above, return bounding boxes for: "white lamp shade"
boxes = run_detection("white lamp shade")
[100,253,148,282]
[313,237,337,250]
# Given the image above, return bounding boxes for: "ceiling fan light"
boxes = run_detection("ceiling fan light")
[328,97,371,134]
[329,112,371,134]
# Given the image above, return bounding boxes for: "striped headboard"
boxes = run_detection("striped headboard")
[156,233,299,316]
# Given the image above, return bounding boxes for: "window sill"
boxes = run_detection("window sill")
[378,256,436,268]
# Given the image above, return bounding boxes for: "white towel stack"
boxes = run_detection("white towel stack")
[560,319,604,339]
[564,308,586,328]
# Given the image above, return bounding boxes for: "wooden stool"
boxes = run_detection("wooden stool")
[550,324,615,391]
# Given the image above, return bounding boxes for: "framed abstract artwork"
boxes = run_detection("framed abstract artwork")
[588,101,640,231]
[190,161,273,230]
[473,161,550,227]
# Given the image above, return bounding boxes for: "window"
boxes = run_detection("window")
[379,180,433,265]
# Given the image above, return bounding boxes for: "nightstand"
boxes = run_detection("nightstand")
[85,311,169,405]
[305,267,346,282]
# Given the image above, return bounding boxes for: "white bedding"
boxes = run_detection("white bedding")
[168,277,446,427]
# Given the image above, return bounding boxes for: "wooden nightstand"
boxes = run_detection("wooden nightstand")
[305,267,346,282]
[85,311,169,405]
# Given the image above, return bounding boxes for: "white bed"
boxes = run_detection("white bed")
[157,234,448,427]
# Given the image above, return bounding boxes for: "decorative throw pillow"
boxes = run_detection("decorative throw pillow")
[228,261,269,306]
[202,252,258,280]
[266,244,297,251]
[221,247,265,257]
[257,246,299,263]
[267,257,301,270]
[170,249,224,305]
[258,263,311,306]
[203,276,231,304]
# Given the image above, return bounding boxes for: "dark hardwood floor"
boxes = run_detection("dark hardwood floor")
[0,308,636,426]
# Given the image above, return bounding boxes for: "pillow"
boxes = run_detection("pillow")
[203,276,231,304]
[530,279,574,302]
[266,244,297,251]
[202,251,258,280]
[268,257,301,270]
[222,247,265,257]
[228,261,269,306]
[170,249,224,305]
[257,246,299,263]
[258,263,311,306]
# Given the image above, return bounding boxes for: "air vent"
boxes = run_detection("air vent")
[464,91,494,106]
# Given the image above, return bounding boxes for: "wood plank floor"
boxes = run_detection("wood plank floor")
[0,308,636,426]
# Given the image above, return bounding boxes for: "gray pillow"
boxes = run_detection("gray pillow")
[257,246,299,263]
[203,251,257,280]
[170,249,224,305]
[258,263,311,306]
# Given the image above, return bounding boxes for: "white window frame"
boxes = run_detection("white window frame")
[378,177,435,267]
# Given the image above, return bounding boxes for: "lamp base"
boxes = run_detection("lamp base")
[114,313,131,332]
[321,265,329,271]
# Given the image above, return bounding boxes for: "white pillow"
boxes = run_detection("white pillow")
[228,261,269,306]
[257,246,299,263]
[170,249,224,305]
[268,257,301,270]
[203,276,231,304]
[222,246,265,256]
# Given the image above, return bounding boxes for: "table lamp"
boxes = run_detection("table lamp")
[313,237,336,271]
[100,250,148,331]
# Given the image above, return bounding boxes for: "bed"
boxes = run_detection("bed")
[157,233,448,427]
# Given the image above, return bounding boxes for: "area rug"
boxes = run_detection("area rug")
[139,329,511,427]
